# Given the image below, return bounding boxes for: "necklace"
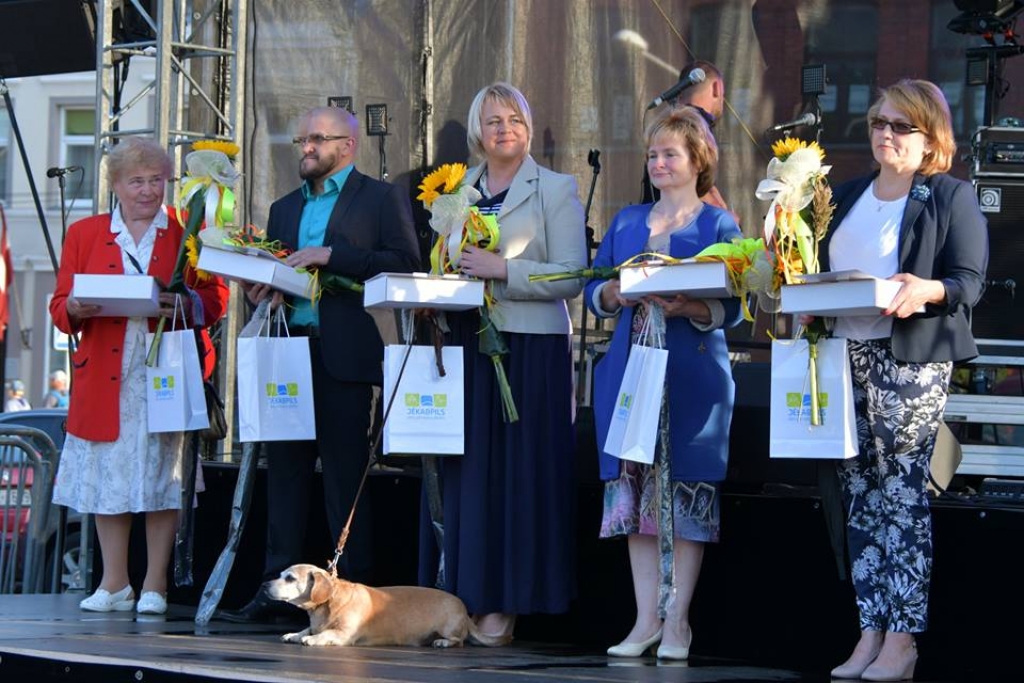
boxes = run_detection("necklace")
[872,181,907,212]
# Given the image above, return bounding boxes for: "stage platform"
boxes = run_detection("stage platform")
[0,594,831,683]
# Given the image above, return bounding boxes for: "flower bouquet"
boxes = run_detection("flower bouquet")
[196,224,363,301]
[755,137,835,425]
[417,163,517,422]
[146,140,241,367]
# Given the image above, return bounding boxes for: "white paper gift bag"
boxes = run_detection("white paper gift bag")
[146,328,191,433]
[181,329,210,431]
[237,310,316,442]
[145,299,207,433]
[603,343,669,465]
[382,344,465,455]
[769,338,857,459]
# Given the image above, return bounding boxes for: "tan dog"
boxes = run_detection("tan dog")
[265,564,512,648]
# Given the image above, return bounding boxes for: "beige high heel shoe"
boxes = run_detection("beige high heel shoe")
[861,644,917,681]
[830,635,882,679]
[606,628,662,657]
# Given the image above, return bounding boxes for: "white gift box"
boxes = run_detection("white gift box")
[72,274,161,317]
[619,259,732,299]
[197,245,312,299]
[781,270,920,316]
[363,272,485,310]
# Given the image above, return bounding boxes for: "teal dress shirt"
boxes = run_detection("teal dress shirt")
[289,165,354,327]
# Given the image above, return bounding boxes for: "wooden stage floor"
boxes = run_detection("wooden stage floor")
[0,594,837,683]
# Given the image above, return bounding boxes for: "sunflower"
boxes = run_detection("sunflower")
[185,233,212,282]
[416,163,467,207]
[192,139,241,158]
[770,137,825,163]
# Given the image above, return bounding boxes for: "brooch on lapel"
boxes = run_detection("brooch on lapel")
[910,184,931,202]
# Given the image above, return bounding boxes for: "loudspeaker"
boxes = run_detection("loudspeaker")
[973,177,1024,341]
[0,1,96,78]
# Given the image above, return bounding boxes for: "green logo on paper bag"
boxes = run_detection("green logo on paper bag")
[403,393,448,418]
[786,392,831,419]
[265,382,300,407]
[265,383,299,397]
[152,375,175,400]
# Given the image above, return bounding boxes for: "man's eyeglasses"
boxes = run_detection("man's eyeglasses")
[869,117,921,136]
[292,133,351,146]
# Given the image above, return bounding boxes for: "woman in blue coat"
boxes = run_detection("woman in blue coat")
[585,106,742,660]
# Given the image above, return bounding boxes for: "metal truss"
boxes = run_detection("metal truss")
[93,0,248,213]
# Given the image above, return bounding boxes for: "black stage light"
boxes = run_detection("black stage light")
[327,96,353,114]
[366,104,389,136]
[802,64,827,97]
[948,0,1024,34]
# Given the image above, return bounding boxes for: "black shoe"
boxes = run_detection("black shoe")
[216,590,304,625]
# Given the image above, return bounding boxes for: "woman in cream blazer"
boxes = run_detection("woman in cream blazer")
[418,82,587,642]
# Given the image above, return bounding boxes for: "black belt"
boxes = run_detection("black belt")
[289,324,320,338]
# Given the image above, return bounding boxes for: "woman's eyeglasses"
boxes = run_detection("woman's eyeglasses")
[292,133,351,146]
[869,117,921,136]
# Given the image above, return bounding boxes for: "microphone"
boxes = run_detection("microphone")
[766,111,820,133]
[46,165,82,178]
[646,68,707,110]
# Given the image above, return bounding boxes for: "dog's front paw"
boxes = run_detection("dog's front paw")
[432,637,462,648]
[282,629,309,643]
[301,632,345,647]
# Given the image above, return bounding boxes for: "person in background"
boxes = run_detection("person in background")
[418,82,587,642]
[586,106,742,661]
[4,379,30,412]
[223,106,420,623]
[821,79,988,681]
[642,59,730,213]
[42,370,70,408]
[49,136,229,615]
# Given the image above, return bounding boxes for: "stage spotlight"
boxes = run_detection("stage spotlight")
[802,64,827,97]
[948,0,1024,35]
[366,104,389,137]
[327,96,354,114]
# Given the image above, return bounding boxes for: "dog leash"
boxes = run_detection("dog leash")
[327,310,433,577]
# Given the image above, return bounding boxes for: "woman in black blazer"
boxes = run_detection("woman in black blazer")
[819,80,987,681]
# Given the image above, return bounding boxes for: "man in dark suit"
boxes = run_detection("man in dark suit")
[224,106,419,622]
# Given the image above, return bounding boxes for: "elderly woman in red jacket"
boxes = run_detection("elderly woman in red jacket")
[50,137,228,615]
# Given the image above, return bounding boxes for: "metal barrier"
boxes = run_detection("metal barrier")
[0,426,60,594]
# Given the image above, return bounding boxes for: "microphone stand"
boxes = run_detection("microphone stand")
[577,150,601,407]
[55,171,70,243]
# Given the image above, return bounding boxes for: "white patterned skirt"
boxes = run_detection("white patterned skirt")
[52,321,184,514]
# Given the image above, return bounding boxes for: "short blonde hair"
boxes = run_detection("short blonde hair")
[106,137,173,185]
[466,82,533,158]
[644,106,719,197]
[868,79,955,176]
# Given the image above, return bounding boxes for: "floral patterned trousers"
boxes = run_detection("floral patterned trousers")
[837,339,952,634]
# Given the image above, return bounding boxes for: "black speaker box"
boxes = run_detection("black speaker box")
[974,176,1024,341]
[0,0,96,78]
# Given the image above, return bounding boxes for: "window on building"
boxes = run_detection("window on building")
[803,2,879,145]
[0,108,10,205]
[59,107,96,211]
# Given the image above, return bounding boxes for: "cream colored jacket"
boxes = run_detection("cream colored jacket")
[464,155,587,334]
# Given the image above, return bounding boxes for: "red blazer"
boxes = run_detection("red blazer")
[49,211,229,442]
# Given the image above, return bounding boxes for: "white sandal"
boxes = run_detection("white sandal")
[137,591,168,615]
[80,585,135,612]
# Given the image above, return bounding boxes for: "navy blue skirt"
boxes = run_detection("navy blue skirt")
[418,310,577,615]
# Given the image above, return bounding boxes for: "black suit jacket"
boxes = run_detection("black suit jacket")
[820,171,988,364]
[267,168,419,384]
